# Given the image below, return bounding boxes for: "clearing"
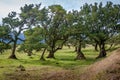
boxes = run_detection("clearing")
[0,47,120,80]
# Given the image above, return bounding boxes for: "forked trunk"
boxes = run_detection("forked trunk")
[75,41,86,60]
[75,51,86,60]
[9,42,17,59]
[96,41,106,59]
[47,50,55,59]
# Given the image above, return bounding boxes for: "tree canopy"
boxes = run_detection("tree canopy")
[0,1,120,60]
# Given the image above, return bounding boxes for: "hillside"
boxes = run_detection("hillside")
[79,48,120,80]
[3,48,120,80]
[37,48,120,80]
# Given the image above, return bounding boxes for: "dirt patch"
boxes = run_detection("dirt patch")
[79,48,120,80]
[4,69,73,80]
[4,66,73,80]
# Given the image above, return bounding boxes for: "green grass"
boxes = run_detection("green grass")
[0,46,100,79]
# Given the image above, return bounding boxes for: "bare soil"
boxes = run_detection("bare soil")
[79,48,120,80]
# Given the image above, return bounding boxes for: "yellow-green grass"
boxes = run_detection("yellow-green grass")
[0,46,100,79]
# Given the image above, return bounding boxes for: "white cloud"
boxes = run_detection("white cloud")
[0,0,41,23]
[0,0,120,24]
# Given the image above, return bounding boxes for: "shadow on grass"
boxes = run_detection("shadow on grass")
[16,56,98,69]
[61,51,75,53]
[107,46,120,52]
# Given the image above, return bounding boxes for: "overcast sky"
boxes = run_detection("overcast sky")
[0,0,120,24]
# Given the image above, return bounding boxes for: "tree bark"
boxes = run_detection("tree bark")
[40,48,46,61]
[47,41,56,59]
[27,51,32,56]
[46,39,67,59]
[96,41,106,59]
[47,50,55,58]
[74,46,77,52]
[75,41,86,60]
[95,42,98,51]
[9,41,17,59]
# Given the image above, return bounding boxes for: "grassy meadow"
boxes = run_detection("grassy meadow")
[0,46,103,80]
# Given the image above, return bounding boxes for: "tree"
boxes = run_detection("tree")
[2,12,29,59]
[19,4,49,60]
[81,2,120,58]
[0,42,11,54]
[20,4,69,59]
[20,4,41,27]
[2,4,41,59]
[0,25,9,39]
[0,25,11,54]
[107,34,120,49]
[18,27,47,60]
[68,10,87,60]
[39,5,69,58]
[19,4,91,60]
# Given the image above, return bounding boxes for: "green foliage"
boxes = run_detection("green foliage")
[20,4,42,27]
[0,1,120,79]
[36,5,69,56]
[2,11,29,58]
[0,42,11,53]
[107,34,120,46]
[0,25,11,44]
[83,2,120,42]
[18,27,46,54]
[0,1,120,59]
[80,2,120,58]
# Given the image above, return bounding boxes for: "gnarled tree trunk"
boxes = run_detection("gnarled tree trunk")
[96,41,106,59]
[46,39,67,59]
[47,50,55,58]
[47,41,56,59]
[75,41,86,60]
